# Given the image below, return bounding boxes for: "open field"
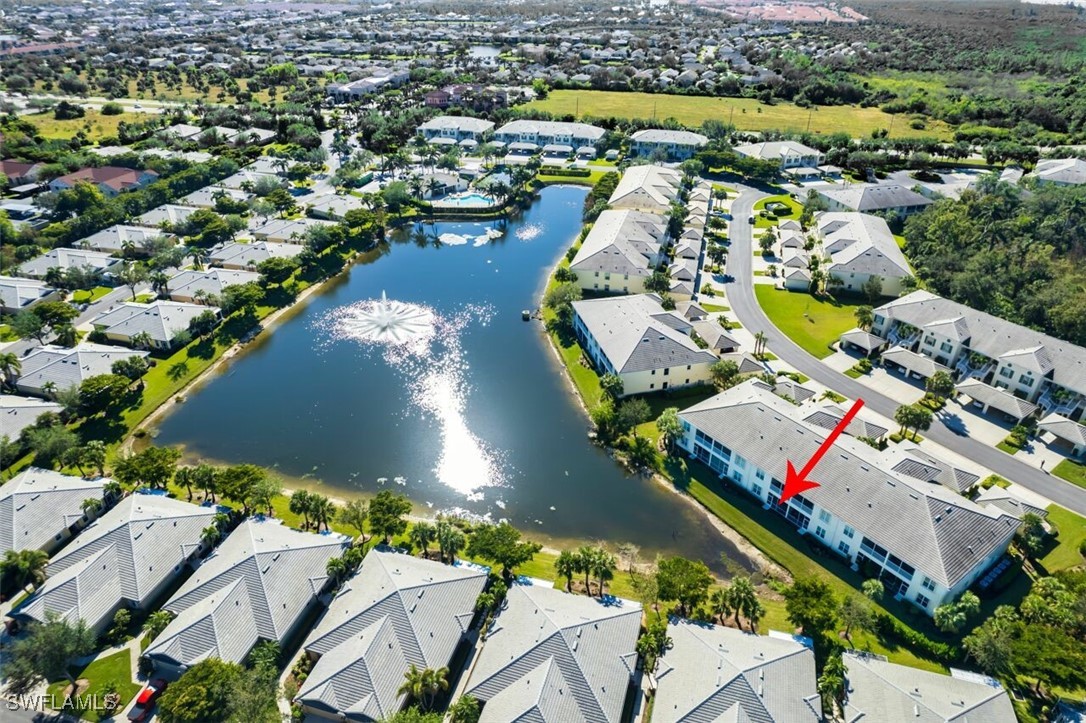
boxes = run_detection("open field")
[523,90,954,140]
[755,286,866,359]
[24,109,146,141]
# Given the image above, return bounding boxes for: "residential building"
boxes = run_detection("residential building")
[295,550,487,722]
[48,166,159,197]
[463,584,641,723]
[136,204,201,229]
[628,129,708,161]
[607,164,682,214]
[1039,413,1086,458]
[734,141,824,170]
[569,209,670,294]
[417,116,495,142]
[209,240,305,270]
[168,269,262,303]
[813,212,912,296]
[307,194,368,221]
[864,290,1086,420]
[146,519,350,677]
[179,186,254,209]
[677,380,1018,614]
[843,652,1016,722]
[0,160,44,185]
[251,217,334,243]
[17,248,122,280]
[90,301,222,350]
[1027,158,1086,186]
[572,294,718,396]
[812,184,933,216]
[12,495,214,633]
[14,343,149,398]
[0,395,63,440]
[79,224,172,255]
[0,468,105,555]
[654,619,821,722]
[217,170,284,191]
[494,119,605,149]
[0,275,61,313]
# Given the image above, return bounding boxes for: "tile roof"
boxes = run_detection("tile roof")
[0,275,55,311]
[840,328,886,352]
[816,184,933,213]
[15,343,149,397]
[0,395,63,440]
[608,164,682,212]
[168,269,262,301]
[1038,412,1086,447]
[975,486,1048,520]
[0,468,105,553]
[466,585,641,723]
[955,379,1038,420]
[654,618,821,723]
[146,519,349,667]
[816,212,911,280]
[79,224,169,253]
[803,403,887,439]
[91,301,221,344]
[209,241,305,269]
[17,249,121,278]
[15,495,214,630]
[573,294,718,374]
[297,551,487,720]
[881,346,952,379]
[843,652,1016,723]
[679,381,1018,588]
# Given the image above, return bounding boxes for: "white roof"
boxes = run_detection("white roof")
[209,241,305,268]
[816,184,933,213]
[1030,157,1086,185]
[0,395,63,440]
[734,140,821,160]
[570,209,668,279]
[496,119,605,141]
[608,164,682,213]
[0,468,106,553]
[91,301,221,344]
[179,186,253,209]
[17,248,121,278]
[15,343,150,397]
[629,128,709,146]
[466,584,641,723]
[79,224,169,253]
[135,204,201,228]
[168,269,262,300]
[297,551,487,721]
[16,495,214,630]
[817,212,911,280]
[419,116,495,134]
[146,519,349,667]
[0,275,55,311]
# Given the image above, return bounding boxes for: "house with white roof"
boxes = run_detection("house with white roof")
[17,248,122,280]
[810,212,912,296]
[569,209,669,295]
[629,129,708,161]
[0,468,106,555]
[463,584,641,723]
[0,396,63,440]
[864,290,1086,419]
[179,186,254,209]
[209,241,305,270]
[417,116,495,142]
[677,380,1018,614]
[135,204,202,229]
[167,269,262,303]
[295,550,487,722]
[734,141,824,170]
[607,164,682,214]
[78,224,173,254]
[11,495,214,633]
[812,184,933,216]
[1027,158,1086,186]
[494,119,605,150]
[654,618,821,722]
[842,652,1016,722]
[14,343,149,398]
[90,301,222,350]
[145,519,349,677]
[572,294,718,396]
[251,217,334,243]
[0,275,61,313]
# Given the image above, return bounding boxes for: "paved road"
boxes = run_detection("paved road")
[725,187,1086,516]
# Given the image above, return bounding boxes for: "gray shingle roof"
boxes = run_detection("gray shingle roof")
[881,346,952,379]
[679,381,1018,588]
[297,551,487,720]
[0,395,63,440]
[0,276,56,311]
[608,164,682,212]
[179,186,253,209]
[843,652,1016,723]
[79,225,170,253]
[17,249,121,278]
[654,618,821,723]
[570,209,669,278]
[573,294,718,374]
[168,269,262,301]
[146,519,349,668]
[956,379,1038,420]
[15,343,150,397]
[891,447,980,495]
[803,404,887,439]
[15,495,214,630]
[975,486,1048,520]
[817,212,911,280]
[816,184,933,213]
[0,468,105,553]
[840,328,886,353]
[209,241,305,269]
[1038,412,1086,447]
[136,204,201,228]
[91,301,221,344]
[1030,158,1086,185]
[466,585,641,723]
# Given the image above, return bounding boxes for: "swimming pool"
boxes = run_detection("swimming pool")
[434,192,497,208]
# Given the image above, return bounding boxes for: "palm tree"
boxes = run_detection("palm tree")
[710,587,734,625]
[729,577,760,631]
[55,324,77,348]
[854,305,874,331]
[555,550,578,592]
[103,480,123,501]
[200,525,221,546]
[574,545,595,594]
[0,352,22,389]
[398,664,426,704]
[754,331,768,357]
[409,521,436,557]
[40,381,58,399]
[143,610,174,644]
[289,490,313,529]
[421,667,449,709]
[436,519,465,564]
[130,331,153,351]
[1,549,49,591]
[190,246,210,271]
[591,550,617,598]
[310,495,337,532]
[150,271,171,298]
[193,464,217,502]
[175,467,196,501]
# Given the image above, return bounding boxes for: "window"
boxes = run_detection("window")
[999,367,1014,379]
[649,384,655,389]
[915,594,931,609]
[663,368,670,376]
[755,469,765,480]
[651,369,656,375]
[734,455,746,469]
[924,337,935,347]
[815,526,827,539]
[921,576,936,592]
[752,483,763,497]
[1019,375,1034,387]
[843,525,855,539]
[819,509,831,523]
[940,342,953,353]
[686,364,691,370]
[837,541,850,555]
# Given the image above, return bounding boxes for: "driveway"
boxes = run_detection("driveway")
[723,187,1086,516]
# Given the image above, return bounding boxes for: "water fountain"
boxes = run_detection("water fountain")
[335,291,436,347]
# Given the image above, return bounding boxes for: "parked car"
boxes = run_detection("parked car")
[128,679,168,722]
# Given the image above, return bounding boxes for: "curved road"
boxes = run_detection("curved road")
[724,187,1086,516]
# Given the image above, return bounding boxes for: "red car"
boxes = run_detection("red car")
[128,679,168,722]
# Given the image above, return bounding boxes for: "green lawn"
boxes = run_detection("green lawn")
[45,649,141,722]
[700,303,730,313]
[754,286,866,359]
[1052,458,1086,490]
[0,324,18,342]
[996,440,1020,455]
[72,286,113,304]
[24,109,147,142]
[523,90,953,140]
[753,195,802,229]
[1040,505,1086,573]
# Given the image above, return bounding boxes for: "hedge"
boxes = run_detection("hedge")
[538,166,591,177]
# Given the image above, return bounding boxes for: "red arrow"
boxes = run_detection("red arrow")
[780,398,865,505]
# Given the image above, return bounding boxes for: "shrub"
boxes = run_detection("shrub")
[101,102,124,116]
[872,612,958,662]
[538,166,591,178]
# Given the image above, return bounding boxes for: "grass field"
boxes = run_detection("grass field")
[72,286,113,304]
[753,195,802,229]
[1052,458,1086,490]
[24,109,146,141]
[524,90,954,140]
[1040,505,1086,573]
[754,286,865,359]
[45,650,141,722]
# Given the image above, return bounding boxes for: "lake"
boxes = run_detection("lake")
[154,186,753,573]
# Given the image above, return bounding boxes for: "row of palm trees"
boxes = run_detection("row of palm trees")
[286,489,337,532]
[708,576,765,632]
[554,545,618,597]
[408,518,467,564]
